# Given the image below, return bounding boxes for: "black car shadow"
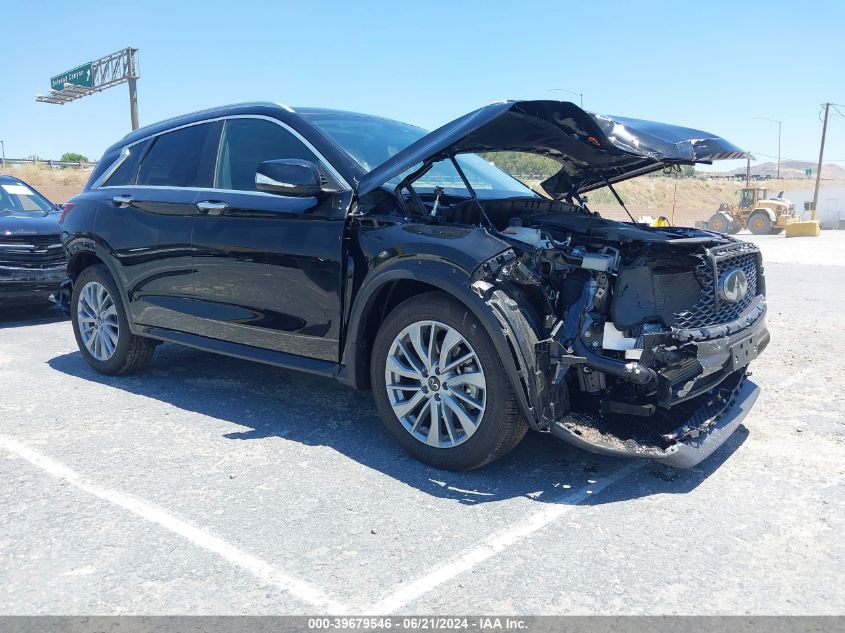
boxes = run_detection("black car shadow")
[47,344,747,506]
[0,302,67,328]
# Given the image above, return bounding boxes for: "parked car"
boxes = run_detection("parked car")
[58,100,769,470]
[0,175,66,307]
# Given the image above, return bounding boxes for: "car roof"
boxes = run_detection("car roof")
[0,175,31,187]
[114,103,415,150]
[114,102,295,149]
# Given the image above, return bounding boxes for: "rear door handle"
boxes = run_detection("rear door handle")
[112,194,133,208]
[196,200,228,216]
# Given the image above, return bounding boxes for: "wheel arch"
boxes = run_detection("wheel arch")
[751,207,777,222]
[65,240,136,332]
[338,260,538,427]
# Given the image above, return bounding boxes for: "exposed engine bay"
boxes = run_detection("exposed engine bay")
[365,190,771,465]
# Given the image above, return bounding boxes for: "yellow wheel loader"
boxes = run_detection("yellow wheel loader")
[707,187,797,235]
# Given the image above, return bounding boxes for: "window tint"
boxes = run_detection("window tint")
[215,118,318,191]
[137,122,219,188]
[104,138,151,186]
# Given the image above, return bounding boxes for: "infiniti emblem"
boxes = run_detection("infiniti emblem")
[719,268,748,303]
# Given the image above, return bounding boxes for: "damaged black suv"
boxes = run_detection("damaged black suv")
[59,100,769,470]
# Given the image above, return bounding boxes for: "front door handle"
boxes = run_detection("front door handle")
[112,194,133,208]
[196,200,228,216]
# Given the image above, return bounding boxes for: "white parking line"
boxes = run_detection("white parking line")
[0,435,349,614]
[366,460,644,614]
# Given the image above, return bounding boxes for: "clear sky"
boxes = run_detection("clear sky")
[2,0,843,173]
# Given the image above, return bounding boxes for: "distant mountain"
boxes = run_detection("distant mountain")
[727,160,845,179]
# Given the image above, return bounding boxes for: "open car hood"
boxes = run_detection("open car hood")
[356,100,749,199]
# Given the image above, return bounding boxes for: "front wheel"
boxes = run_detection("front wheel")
[71,264,156,375]
[370,292,527,470]
[748,211,773,235]
[708,212,733,234]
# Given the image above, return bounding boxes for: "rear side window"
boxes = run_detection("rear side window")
[215,118,317,191]
[103,138,152,187]
[137,122,220,188]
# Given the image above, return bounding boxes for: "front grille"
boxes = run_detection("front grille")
[672,241,760,330]
[0,235,66,269]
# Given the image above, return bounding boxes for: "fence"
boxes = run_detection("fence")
[0,157,98,169]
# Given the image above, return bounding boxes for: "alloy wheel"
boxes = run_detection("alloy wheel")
[77,281,120,361]
[384,320,487,448]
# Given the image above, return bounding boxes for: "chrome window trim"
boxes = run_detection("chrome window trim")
[96,184,323,201]
[90,146,130,190]
[93,113,350,192]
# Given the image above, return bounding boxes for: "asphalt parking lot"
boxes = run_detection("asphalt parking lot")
[1,232,843,615]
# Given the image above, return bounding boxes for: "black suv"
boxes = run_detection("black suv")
[60,100,769,470]
[0,176,66,306]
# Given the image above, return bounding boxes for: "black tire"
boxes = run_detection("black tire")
[748,211,772,235]
[71,264,155,375]
[769,227,784,235]
[370,292,528,470]
[708,212,733,234]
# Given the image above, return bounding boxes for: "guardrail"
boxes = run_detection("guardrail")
[1,158,98,169]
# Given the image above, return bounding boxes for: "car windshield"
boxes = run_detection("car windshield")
[0,181,55,217]
[305,113,537,199]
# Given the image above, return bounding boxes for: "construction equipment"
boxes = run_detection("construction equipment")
[636,215,672,227]
[707,187,797,235]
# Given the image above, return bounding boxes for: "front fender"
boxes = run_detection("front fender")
[340,248,541,428]
[752,207,777,222]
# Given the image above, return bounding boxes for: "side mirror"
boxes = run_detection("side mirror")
[255,159,324,196]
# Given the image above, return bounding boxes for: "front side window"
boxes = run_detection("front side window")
[137,122,219,188]
[215,118,318,191]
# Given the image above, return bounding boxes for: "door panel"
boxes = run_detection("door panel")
[94,120,222,332]
[187,116,350,361]
[95,186,203,329]
[190,191,349,360]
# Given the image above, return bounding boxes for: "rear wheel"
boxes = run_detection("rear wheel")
[71,264,155,375]
[748,211,772,235]
[370,292,527,470]
[708,212,733,234]
[769,227,784,235]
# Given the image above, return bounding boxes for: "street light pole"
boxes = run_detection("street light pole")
[547,88,584,108]
[753,116,782,179]
[0,140,5,169]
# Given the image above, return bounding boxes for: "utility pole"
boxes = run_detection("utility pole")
[0,140,5,169]
[746,156,751,187]
[811,103,830,221]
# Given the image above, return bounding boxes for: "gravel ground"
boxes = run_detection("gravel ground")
[0,232,843,615]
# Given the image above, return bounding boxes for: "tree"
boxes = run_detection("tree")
[60,152,88,163]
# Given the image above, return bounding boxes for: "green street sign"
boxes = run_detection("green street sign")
[50,62,93,91]
[805,168,812,176]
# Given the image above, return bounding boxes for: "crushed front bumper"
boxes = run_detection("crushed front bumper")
[550,372,759,468]
[546,301,768,468]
